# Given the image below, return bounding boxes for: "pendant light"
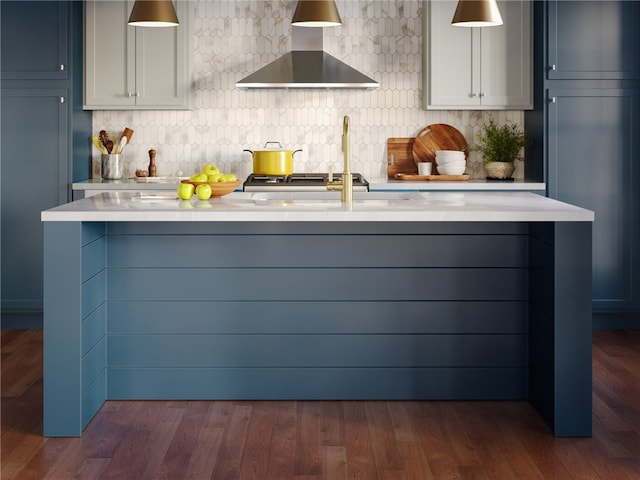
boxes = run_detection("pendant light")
[292,0,342,27]
[128,0,179,27]
[451,0,503,27]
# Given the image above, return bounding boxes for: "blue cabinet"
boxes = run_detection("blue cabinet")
[1,1,92,326]
[526,0,640,325]
[547,88,640,311]
[0,2,69,80]
[1,91,69,314]
[546,1,640,80]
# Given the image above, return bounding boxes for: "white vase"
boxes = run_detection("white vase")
[485,162,515,179]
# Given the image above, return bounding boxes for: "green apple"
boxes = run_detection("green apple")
[202,164,220,176]
[177,182,194,200]
[207,173,222,183]
[222,173,237,182]
[195,183,212,200]
[189,173,208,183]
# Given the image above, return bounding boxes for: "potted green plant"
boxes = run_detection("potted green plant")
[474,118,529,179]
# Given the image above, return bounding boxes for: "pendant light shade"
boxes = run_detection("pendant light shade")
[451,0,503,27]
[128,0,179,27]
[292,0,342,27]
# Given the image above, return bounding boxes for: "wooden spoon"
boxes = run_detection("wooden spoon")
[121,127,134,145]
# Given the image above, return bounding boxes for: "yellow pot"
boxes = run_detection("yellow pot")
[245,142,302,175]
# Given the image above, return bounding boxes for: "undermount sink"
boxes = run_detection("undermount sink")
[250,191,423,202]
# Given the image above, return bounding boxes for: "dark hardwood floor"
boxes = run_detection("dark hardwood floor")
[2,329,639,479]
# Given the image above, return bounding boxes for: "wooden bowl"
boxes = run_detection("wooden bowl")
[180,179,242,197]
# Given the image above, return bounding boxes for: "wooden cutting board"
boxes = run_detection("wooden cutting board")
[412,124,468,174]
[387,138,417,178]
[394,173,470,181]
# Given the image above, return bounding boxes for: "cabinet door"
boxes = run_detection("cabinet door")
[480,0,532,108]
[84,1,136,108]
[1,89,69,312]
[547,1,640,80]
[0,1,69,80]
[547,88,640,310]
[424,0,531,110]
[134,1,190,107]
[425,0,479,108]
[84,0,191,110]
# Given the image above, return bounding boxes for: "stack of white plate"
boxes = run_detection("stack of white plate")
[435,150,466,175]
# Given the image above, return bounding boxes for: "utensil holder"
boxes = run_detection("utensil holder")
[101,154,124,180]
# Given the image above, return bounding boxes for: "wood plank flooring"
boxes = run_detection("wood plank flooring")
[2,329,639,479]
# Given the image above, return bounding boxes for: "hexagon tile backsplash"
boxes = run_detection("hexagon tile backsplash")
[92,0,525,182]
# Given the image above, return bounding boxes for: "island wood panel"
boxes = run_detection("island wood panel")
[44,222,106,436]
[82,303,106,356]
[79,268,106,426]
[81,302,107,429]
[106,267,527,301]
[528,222,593,437]
[107,300,528,334]
[106,234,528,268]
[107,367,528,400]
[106,334,528,368]
[103,224,529,402]
[106,221,529,236]
[80,225,107,434]
[529,223,559,432]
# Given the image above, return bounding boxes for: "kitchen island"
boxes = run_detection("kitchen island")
[71,177,547,199]
[42,191,593,437]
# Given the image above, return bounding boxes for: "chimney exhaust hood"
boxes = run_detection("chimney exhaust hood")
[236,26,379,89]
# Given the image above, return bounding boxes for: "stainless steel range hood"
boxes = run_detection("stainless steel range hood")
[236,27,379,89]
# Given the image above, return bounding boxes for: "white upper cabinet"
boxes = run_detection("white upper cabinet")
[84,0,192,110]
[424,0,532,110]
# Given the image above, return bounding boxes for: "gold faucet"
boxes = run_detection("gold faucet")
[327,116,353,204]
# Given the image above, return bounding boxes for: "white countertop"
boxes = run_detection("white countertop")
[373,179,546,191]
[43,191,593,223]
[72,178,546,192]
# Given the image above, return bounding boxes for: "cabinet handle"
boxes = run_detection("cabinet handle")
[127,92,140,98]
[549,96,557,104]
[470,93,478,98]
[59,64,65,71]
[479,93,486,97]
[59,97,65,104]
[550,64,557,71]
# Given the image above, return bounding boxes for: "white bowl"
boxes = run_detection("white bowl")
[436,153,465,162]
[435,150,465,157]
[436,153,465,160]
[437,164,466,175]
[436,159,466,168]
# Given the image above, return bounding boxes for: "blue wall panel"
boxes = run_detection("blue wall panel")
[82,370,106,429]
[81,236,105,283]
[107,300,528,335]
[103,225,530,403]
[106,334,528,368]
[107,268,527,302]
[107,234,528,268]
[81,303,106,356]
[82,338,105,393]
[81,270,105,319]
[107,367,528,400]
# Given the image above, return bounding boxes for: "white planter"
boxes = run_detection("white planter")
[485,162,515,179]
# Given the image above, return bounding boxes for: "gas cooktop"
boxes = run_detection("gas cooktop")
[243,173,369,191]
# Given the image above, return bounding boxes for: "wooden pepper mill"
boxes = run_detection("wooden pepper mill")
[148,149,157,177]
